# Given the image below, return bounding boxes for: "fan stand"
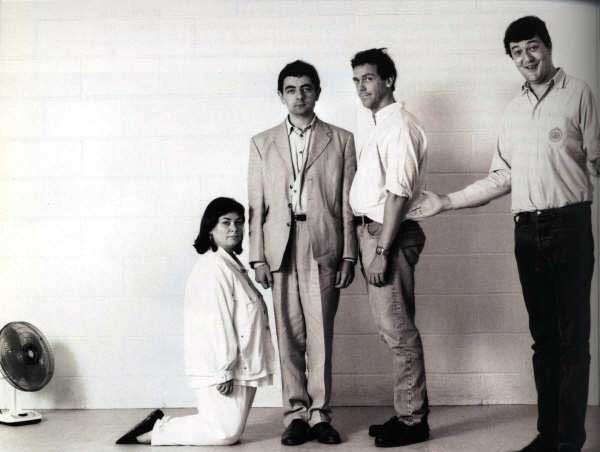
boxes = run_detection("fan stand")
[0,384,42,426]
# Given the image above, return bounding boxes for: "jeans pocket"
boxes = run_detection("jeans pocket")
[402,245,422,266]
[366,222,383,237]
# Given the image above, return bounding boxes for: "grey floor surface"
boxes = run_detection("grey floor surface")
[0,405,598,452]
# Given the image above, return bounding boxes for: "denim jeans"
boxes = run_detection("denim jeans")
[357,219,428,424]
[514,202,594,450]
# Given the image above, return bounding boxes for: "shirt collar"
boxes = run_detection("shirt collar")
[215,247,246,273]
[521,67,565,95]
[286,115,317,136]
[372,101,404,125]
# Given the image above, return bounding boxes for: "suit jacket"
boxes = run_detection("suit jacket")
[248,118,358,272]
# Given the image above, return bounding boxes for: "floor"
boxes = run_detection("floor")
[0,406,598,452]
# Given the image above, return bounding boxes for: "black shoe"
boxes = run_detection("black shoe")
[311,422,342,444]
[281,419,313,446]
[558,444,580,452]
[115,409,164,444]
[514,435,558,451]
[374,417,429,448]
[369,416,398,437]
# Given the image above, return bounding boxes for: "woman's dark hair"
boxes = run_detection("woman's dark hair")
[503,16,552,56]
[277,60,321,95]
[351,48,397,91]
[193,197,245,255]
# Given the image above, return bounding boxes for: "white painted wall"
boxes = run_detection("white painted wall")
[0,0,598,409]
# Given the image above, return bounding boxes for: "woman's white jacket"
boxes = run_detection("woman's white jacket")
[184,247,275,387]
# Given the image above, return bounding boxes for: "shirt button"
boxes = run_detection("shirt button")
[288,203,292,208]
[286,222,291,227]
[289,184,293,189]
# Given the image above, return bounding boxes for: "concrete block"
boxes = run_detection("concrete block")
[81,138,164,178]
[158,57,240,96]
[416,294,528,334]
[0,218,81,258]
[0,100,44,137]
[417,253,519,295]
[122,256,185,298]
[423,333,532,373]
[76,179,124,218]
[336,294,375,335]
[421,213,514,254]
[157,0,236,18]
[44,100,122,138]
[427,372,485,405]
[0,139,81,178]
[333,334,391,374]
[333,374,394,406]
[82,57,159,96]
[0,9,37,57]
[426,132,474,173]
[481,372,536,404]
[0,62,81,98]
[37,19,110,57]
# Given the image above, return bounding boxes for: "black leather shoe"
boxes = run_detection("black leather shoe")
[374,417,429,448]
[115,409,164,444]
[311,422,342,444]
[281,419,313,446]
[369,416,398,437]
[514,435,558,451]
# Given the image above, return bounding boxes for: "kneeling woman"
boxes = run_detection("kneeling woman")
[117,197,275,446]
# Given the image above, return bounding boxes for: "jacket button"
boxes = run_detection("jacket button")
[288,203,292,208]
[286,222,290,227]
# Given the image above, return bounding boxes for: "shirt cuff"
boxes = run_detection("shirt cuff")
[343,257,357,263]
[384,182,412,199]
[250,261,268,269]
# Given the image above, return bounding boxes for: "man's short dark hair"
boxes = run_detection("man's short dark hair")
[193,197,245,255]
[350,48,397,91]
[503,16,552,56]
[277,60,321,94]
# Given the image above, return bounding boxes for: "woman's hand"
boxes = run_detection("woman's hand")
[216,379,234,396]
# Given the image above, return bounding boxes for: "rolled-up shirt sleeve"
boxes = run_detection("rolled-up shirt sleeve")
[185,263,238,385]
[580,84,600,167]
[384,123,424,200]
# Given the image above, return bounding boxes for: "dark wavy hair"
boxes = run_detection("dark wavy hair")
[193,197,245,255]
[277,60,321,95]
[350,48,397,91]
[504,16,552,56]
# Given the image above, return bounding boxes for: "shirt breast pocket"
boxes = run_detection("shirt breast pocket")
[544,114,582,158]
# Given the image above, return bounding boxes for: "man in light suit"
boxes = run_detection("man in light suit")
[248,60,357,446]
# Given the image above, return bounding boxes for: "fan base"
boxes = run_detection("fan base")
[0,410,42,426]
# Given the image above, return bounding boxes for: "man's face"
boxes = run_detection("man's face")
[509,36,554,85]
[278,75,319,116]
[352,63,392,112]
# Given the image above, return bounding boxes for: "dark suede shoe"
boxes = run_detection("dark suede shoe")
[369,416,398,437]
[311,422,342,444]
[514,435,558,451]
[115,409,164,444]
[281,419,313,446]
[374,417,429,448]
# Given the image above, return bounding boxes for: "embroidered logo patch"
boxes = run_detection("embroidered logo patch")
[549,127,563,142]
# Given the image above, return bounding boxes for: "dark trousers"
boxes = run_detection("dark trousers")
[514,202,594,449]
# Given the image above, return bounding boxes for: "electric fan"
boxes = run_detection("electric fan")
[0,321,54,426]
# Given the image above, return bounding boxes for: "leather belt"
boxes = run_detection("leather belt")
[514,202,591,224]
[353,215,374,225]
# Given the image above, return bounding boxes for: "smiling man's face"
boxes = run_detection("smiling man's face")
[509,36,555,86]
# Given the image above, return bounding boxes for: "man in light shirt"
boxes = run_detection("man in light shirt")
[412,16,600,452]
[349,48,430,448]
[248,60,357,446]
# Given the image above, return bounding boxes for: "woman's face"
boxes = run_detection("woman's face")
[211,211,244,253]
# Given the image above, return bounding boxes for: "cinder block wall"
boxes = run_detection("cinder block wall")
[0,0,598,408]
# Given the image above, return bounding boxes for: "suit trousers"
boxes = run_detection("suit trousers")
[514,202,593,450]
[272,219,340,426]
[357,219,429,425]
[150,385,256,446]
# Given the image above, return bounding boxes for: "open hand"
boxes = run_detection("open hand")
[406,190,448,219]
[216,379,233,396]
[335,260,355,288]
[366,254,388,287]
[254,263,273,289]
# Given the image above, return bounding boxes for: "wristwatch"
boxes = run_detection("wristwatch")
[375,245,390,256]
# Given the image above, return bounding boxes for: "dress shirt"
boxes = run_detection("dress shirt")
[286,115,315,214]
[350,101,428,223]
[448,69,600,213]
[184,247,275,388]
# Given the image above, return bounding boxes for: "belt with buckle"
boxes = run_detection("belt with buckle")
[514,202,591,224]
[353,215,374,225]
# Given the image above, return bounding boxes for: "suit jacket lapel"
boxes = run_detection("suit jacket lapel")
[305,119,331,170]
[272,121,294,177]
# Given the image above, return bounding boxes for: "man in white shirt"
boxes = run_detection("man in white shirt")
[349,48,430,448]
[411,16,600,452]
